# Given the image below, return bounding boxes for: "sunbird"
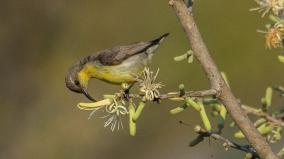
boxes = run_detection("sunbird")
[65,33,169,101]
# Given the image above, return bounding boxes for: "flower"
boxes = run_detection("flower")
[137,68,163,101]
[102,98,128,131]
[250,0,284,17]
[258,23,284,48]
[79,97,128,131]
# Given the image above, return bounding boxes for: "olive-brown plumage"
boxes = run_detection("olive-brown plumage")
[65,33,169,101]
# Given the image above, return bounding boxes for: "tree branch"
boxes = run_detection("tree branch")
[193,125,259,159]
[127,89,216,100]
[169,0,279,158]
[242,105,284,128]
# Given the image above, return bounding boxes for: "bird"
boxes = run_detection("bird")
[65,33,169,102]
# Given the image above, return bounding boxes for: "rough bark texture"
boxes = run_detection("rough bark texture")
[169,0,278,158]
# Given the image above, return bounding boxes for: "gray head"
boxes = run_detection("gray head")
[65,62,96,101]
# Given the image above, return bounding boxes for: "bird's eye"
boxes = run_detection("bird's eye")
[74,80,79,86]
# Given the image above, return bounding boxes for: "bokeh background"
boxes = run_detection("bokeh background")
[1,0,283,159]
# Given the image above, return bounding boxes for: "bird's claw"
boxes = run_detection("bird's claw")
[123,89,130,101]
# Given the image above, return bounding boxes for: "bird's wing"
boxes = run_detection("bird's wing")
[95,42,151,65]
[95,33,169,66]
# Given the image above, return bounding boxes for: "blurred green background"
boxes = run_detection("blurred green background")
[1,0,283,158]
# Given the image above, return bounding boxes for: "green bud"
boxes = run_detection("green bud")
[170,104,188,114]
[128,102,136,136]
[229,122,235,127]
[129,120,136,136]
[194,125,202,132]
[189,135,204,147]
[273,131,282,141]
[257,123,273,135]
[234,131,245,139]
[265,87,273,108]
[174,53,188,61]
[187,50,194,63]
[132,102,146,122]
[179,84,185,96]
[219,105,227,120]
[198,101,212,131]
[212,104,222,111]
[277,147,284,157]
[212,110,219,116]
[179,84,185,90]
[254,118,267,127]
[186,97,201,111]
[278,55,284,64]
[245,153,253,159]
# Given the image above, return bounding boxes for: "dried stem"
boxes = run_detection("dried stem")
[169,0,279,158]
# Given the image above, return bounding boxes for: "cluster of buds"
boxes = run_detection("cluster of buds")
[232,87,283,146]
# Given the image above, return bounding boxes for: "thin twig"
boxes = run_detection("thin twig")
[128,89,284,128]
[169,0,279,158]
[202,97,284,128]
[242,105,284,128]
[128,89,216,99]
[194,126,259,159]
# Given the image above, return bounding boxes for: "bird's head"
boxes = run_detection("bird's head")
[65,63,96,101]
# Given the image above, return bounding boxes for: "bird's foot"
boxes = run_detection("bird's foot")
[120,83,134,101]
[123,89,130,101]
[123,92,130,102]
[153,97,161,103]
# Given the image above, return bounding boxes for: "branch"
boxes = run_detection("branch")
[128,89,216,100]
[242,105,284,128]
[169,0,279,158]
[193,125,259,159]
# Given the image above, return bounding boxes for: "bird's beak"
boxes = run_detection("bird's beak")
[82,88,96,102]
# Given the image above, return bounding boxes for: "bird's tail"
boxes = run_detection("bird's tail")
[143,33,170,56]
[150,33,170,45]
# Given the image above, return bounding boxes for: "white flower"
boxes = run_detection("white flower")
[87,98,128,131]
[137,68,163,101]
[250,0,284,17]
